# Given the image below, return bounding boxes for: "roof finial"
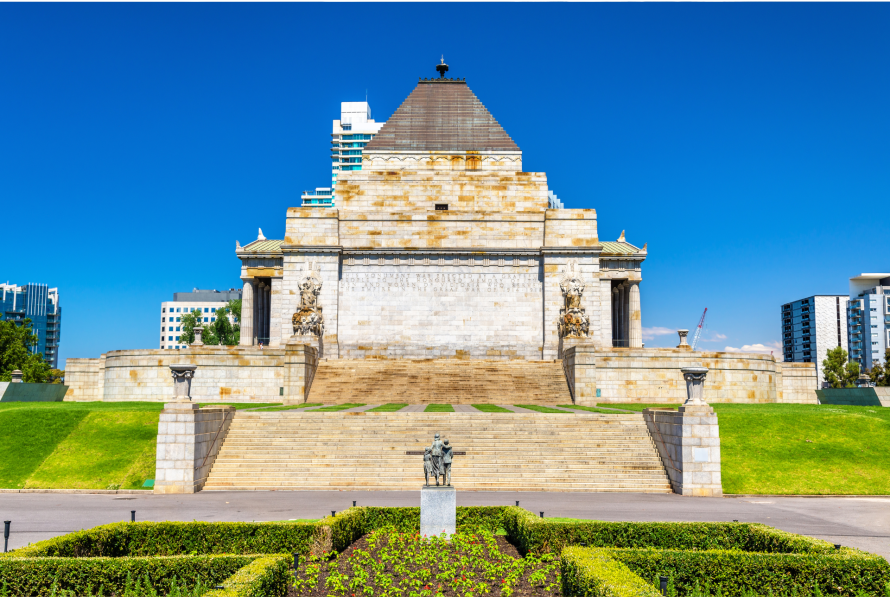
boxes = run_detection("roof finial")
[436,56,449,79]
[617,230,625,242]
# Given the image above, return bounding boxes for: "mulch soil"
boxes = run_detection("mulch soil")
[288,532,561,597]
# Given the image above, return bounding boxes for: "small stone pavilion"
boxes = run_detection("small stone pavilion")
[236,70,647,360]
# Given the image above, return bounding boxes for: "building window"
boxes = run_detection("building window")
[168,336,173,341]
[176,336,180,341]
[162,307,166,313]
[204,308,209,313]
[176,326,180,332]
[211,317,216,322]
[176,317,181,322]
[204,317,208,322]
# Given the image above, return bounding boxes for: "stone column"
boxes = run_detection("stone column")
[618,283,627,346]
[599,279,613,349]
[265,285,272,342]
[257,281,266,343]
[611,288,619,347]
[239,279,254,346]
[628,281,642,348]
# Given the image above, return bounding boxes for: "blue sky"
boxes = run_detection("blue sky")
[1,3,888,364]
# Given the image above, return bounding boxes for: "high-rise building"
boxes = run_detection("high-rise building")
[0,282,62,368]
[301,102,385,208]
[847,273,890,371]
[781,295,848,384]
[160,288,242,350]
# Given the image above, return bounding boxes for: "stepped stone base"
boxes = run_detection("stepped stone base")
[307,358,572,405]
[202,411,672,493]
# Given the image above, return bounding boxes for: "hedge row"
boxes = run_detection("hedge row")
[0,554,255,596]
[609,547,890,597]
[501,507,852,556]
[561,547,660,597]
[201,555,291,597]
[0,521,318,558]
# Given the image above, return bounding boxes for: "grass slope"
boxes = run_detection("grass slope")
[558,405,629,414]
[714,404,890,495]
[0,402,163,490]
[424,404,455,412]
[514,405,570,413]
[471,404,513,413]
[314,403,365,412]
[367,403,409,412]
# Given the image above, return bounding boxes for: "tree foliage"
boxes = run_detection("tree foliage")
[821,346,860,388]
[179,306,239,347]
[0,318,53,382]
[867,348,890,387]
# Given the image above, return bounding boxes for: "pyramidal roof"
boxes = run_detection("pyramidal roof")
[364,79,520,153]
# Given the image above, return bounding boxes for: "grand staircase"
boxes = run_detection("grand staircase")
[307,359,572,404]
[202,412,673,493]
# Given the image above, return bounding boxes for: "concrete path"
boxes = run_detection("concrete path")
[1,492,887,559]
[452,405,478,413]
[339,404,378,413]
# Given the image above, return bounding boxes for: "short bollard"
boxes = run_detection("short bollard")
[659,576,668,596]
[835,544,842,550]
[293,553,299,569]
[131,511,136,523]
[733,520,738,523]
[515,501,519,507]
[353,501,356,507]
[331,510,336,517]
[3,521,10,553]
[539,512,544,518]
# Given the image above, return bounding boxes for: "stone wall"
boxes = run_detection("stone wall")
[564,345,803,404]
[95,348,284,403]
[64,357,105,401]
[362,150,523,173]
[154,403,234,494]
[644,407,722,497]
[777,362,819,404]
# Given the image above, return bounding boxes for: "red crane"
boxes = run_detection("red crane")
[690,308,708,350]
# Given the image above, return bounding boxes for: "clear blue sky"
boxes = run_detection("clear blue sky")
[1,3,888,364]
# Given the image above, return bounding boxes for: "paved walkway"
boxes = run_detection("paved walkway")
[1,492,887,558]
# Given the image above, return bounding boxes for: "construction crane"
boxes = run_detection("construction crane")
[690,308,708,350]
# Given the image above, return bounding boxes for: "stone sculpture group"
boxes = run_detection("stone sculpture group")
[423,433,454,486]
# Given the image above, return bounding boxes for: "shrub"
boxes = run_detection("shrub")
[1,521,318,558]
[609,547,890,597]
[0,554,255,596]
[561,546,660,597]
[201,555,291,597]
[502,507,849,556]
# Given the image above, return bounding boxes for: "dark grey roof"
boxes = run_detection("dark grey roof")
[365,79,520,152]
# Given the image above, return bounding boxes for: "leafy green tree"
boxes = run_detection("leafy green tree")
[209,305,237,346]
[226,299,241,345]
[822,346,860,388]
[0,318,52,382]
[874,348,890,387]
[178,309,203,346]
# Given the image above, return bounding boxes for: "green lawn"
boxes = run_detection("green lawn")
[558,404,629,414]
[600,403,680,412]
[471,404,513,413]
[313,403,366,412]
[424,404,454,412]
[197,402,282,410]
[251,403,323,412]
[713,404,890,495]
[514,405,570,413]
[0,402,163,489]
[367,403,409,412]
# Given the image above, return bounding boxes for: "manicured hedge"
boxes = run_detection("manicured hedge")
[201,555,291,597]
[609,547,890,597]
[0,554,255,596]
[561,547,660,597]
[0,521,318,558]
[501,507,851,556]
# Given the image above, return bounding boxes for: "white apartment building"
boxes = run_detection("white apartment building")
[781,295,848,385]
[160,288,241,350]
[847,273,890,371]
[301,101,385,208]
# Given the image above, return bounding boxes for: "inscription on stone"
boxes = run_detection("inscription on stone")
[342,273,541,294]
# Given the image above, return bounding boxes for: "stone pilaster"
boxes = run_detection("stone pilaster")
[628,281,642,348]
[564,343,598,405]
[154,403,235,494]
[239,279,254,346]
[269,277,283,347]
[598,279,613,349]
[643,406,722,497]
[283,342,319,403]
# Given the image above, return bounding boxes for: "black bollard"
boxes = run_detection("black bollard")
[3,521,10,553]
[131,511,136,523]
[659,576,668,596]
[733,520,738,523]
[515,501,519,507]
[331,510,336,517]
[540,512,544,518]
[353,501,356,507]
[834,544,842,550]
[293,553,299,569]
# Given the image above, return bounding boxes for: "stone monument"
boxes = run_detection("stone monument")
[679,365,710,412]
[169,364,197,403]
[420,433,456,539]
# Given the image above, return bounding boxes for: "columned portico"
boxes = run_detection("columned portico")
[629,280,642,348]
[239,279,255,346]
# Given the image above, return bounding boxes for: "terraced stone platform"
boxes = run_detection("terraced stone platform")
[306,359,572,405]
[202,411,672,493]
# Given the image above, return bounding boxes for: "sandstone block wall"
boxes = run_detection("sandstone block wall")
[778,362,818,404]
[154,404,234,494]
[335,170,550,212]
[644,407,722,497]
[63,356,105,401]
[362,150,523,173]
[99,348,284,403]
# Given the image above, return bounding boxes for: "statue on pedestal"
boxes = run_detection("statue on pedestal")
[292,263,325,337]
[558,260,590,338]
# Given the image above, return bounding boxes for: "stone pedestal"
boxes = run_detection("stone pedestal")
[170,364,197,400]
[420,486,456,539]
[283,341,318,403]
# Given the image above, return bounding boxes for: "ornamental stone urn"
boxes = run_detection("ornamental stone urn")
[10,370,23,383]
[679,365,710,412]
[169,364,197,401]
[192,326,204,347]
[676,330,691,350]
